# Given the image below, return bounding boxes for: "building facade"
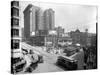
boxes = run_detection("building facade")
[58,33,72,46]
[23,4,56,46]
[54,26,64,37]
[23,4,41,39]
[11,1,21,53]
[43,8,55,30]
[11,1,21,73]
[69,29,94,46]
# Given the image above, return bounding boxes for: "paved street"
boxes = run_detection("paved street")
[32,56,63,73]
[20,42,84,73]
[21,42,64,73]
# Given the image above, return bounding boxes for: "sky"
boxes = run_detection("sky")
[20,1,97,33]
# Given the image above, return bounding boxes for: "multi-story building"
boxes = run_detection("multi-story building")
[23,4,44,45]
[11,1,21,53]
[43,8,55,30]
[58,33,72,46]
[54,26,64,37]
[69,29,96,47]
[11,1,22,73]
[45,27,72,48]
[23,4,55,46]
[24,4,40,38]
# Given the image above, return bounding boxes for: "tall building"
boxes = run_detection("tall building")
[11,1,21,53]
[37,9,44,30]
[23,4,42,39]
[43,8,55,30]
[23,4,55,46]
[11,1,21,73]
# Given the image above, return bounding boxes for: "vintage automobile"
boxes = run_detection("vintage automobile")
[32,50,43,63]
[56,56,78,70]
[11,52,26,73]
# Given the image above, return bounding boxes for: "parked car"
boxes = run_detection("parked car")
[30,50,43,63]
[11,53,26,73]
[22,48,28,55]
[56,56,78,70]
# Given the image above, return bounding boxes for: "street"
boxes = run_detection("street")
[20,42,84,73]
[32,56,63,73]
[19,42,64,73]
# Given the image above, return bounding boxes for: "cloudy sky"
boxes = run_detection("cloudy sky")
[20,1,97,33]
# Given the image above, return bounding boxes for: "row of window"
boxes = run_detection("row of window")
[11,39,20,49]
[11,8,19,17]
[11,1,20,49]
[11,1,19,7]
[11,29,19,37]
[11,18,19,26]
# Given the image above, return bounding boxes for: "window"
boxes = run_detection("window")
[11,1,19,7]
[11,29,19,37]
[11,8,19,17]
[11,18,19,26]
[11,39,20,49]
